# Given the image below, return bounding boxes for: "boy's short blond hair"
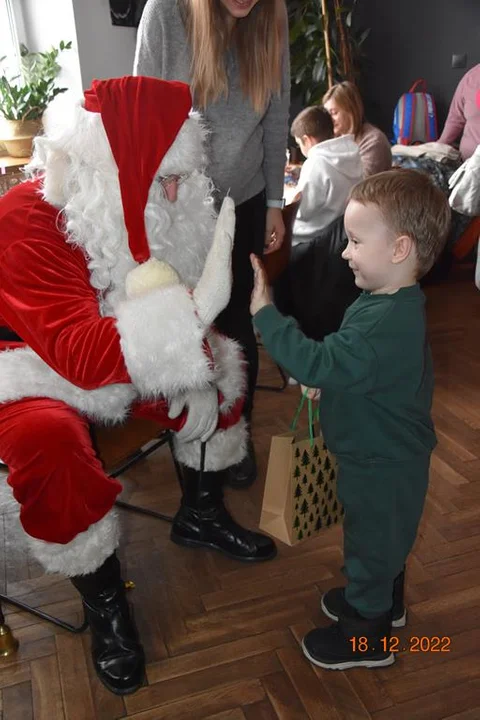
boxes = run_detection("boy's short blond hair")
[291,105,334,143]
[349,169,451,278]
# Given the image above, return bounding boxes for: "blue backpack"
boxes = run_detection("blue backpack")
[393,79,438,145]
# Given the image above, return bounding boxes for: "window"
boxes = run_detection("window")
[1,1,82,97]
[0,0,21,77]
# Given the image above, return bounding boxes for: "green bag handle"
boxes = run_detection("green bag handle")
[289,389,307,431]
[290,389,320,446]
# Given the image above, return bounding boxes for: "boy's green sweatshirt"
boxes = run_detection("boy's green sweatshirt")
[254,284,436,463]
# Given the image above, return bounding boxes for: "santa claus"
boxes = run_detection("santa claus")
[0,76,276,695]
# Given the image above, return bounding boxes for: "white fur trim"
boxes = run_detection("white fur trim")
[27,510,120,577]
[116,284,216,399]
[209,334,247,413]
[0,348,136,423]
[159,115,210,179]
[173,417,247,471]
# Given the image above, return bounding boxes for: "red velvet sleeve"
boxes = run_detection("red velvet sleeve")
[0,236,131,390]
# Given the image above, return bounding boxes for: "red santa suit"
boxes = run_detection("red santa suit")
[0,77,247,577]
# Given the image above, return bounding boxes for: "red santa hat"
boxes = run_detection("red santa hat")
[84,76,192,265]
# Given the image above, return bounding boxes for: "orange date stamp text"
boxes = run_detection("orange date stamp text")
[349,636,452,653]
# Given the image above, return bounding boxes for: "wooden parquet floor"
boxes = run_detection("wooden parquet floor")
[0,267,479,720]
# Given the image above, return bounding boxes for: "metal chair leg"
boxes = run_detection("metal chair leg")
[0,429,182,640]
[114,434,206,522]
[256,363,288,392]
[114,500,174,523]
[0,462,89,637]
[255,341,289,392]
[0,594,88,634]
[113,430,183,523]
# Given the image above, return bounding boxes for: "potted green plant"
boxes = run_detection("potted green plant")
[0,41,71,157]
[288,0,369,105]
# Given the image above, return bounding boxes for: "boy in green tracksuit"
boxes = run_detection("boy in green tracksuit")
[251,169,451,670]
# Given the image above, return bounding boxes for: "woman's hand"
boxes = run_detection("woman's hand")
[263,207,285,255]
[250,254,272,316]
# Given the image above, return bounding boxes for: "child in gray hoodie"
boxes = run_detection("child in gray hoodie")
[274,106,363,357]
[292,105,363,245]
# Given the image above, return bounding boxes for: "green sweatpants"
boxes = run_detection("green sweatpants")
[336,455,430,617]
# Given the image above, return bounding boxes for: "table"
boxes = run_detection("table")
[284,163,302,205]
[0,154,30,196]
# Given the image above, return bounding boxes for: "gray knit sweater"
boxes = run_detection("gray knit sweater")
[134,0,290,206]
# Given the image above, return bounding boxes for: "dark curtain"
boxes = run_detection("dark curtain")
[109,0,147,27]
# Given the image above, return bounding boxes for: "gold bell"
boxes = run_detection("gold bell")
[0,623,19,657]
[124,580,136,591]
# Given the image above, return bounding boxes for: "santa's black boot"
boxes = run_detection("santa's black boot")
[170,465,277,562]
[302,608,395,670]
[70,553,145,695]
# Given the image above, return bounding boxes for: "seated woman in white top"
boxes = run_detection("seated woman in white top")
[323,81,392,177]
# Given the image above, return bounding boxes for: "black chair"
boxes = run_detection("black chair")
[273,214,360,344]
[0,418,204,654]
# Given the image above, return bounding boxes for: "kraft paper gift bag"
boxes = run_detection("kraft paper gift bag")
[259,393,344,546]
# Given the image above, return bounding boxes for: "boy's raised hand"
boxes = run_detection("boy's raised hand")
[250,254,272,316]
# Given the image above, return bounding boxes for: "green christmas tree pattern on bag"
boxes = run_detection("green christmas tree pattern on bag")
[291,439,343,541]
[289,392,344,542]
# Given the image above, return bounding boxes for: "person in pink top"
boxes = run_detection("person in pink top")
[439,64,480,160]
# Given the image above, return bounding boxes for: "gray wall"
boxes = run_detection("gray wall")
[17,0,82,96]
[17,0,138,94]
[71,0,137,88]
[356,0,480,138]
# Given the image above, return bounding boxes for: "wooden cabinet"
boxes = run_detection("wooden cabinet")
[0,155,29,196]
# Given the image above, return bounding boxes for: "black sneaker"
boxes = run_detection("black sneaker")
[302,614,395,670]
[321,573,407,629]
[225,438,257,489]
[392,569,407,627]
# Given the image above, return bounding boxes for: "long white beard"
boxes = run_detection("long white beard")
[61,163,217,317]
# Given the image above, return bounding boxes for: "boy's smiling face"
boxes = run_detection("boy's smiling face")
[343,200,401,294]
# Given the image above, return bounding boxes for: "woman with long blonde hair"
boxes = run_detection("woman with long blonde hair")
[323,81,391,177]
[135,0,290,485]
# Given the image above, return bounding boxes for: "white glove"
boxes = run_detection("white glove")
[193,196,235,325]
[168,387,219,443]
